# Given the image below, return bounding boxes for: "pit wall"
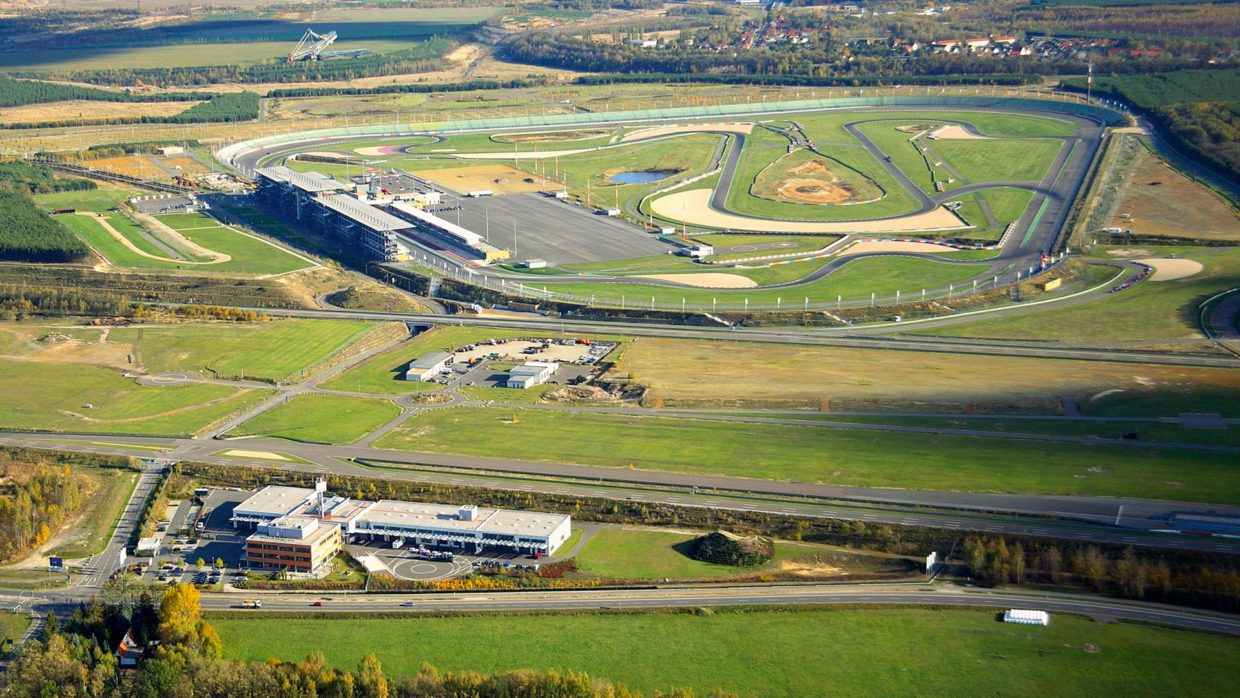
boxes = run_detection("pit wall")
[217,95,1126,173]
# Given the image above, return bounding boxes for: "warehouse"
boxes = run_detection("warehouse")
[230,483,572,559]
[506,361,557,389]
[253,166,408,261]
[404,351,454,381]
[351,501,572,556]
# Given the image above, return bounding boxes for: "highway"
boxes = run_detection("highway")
[5,583,1239,636]
[4,432,1237,555]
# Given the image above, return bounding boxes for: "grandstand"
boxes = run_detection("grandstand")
[390,200,510,263]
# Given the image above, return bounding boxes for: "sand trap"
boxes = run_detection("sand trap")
[621,122,753,142]
[650,188,969,234]
[839,240,952,256]
[1137,258,1203,281]
[354,145,401,156]
[929,124,989,140]
[222,449,291,461]
[638,273,758,288]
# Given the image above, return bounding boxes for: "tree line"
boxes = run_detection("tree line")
[0,458,84,562]
[0,77,213,109]
[0,192,91,263]
[0,161,96,195]
[5,582,725,697]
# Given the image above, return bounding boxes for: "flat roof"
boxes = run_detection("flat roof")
[409,351,453,369]
[233,485,312,519]
[391,200,484,247]
[317,193,412,232]
[359,500,569,538]
[247,519,338,547]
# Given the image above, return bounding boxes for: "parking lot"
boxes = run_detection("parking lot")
[346,536,549,582]
[417,338,615,389]
[129,489,252,589]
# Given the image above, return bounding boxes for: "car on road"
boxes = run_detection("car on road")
[310,601,323,607]
[399,602,415,607]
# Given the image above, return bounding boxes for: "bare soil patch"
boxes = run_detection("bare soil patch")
[637,273,758,289]
[495,129,610,144]
[1108,148,1240,241]
[414,164,553,194]
[0,99,198,125]
[621,122,753,142]
[839,240,952,256]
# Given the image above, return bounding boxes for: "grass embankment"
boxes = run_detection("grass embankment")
[0,359,272,436]
[373,407,1240,504]
[533,256,989,306]
[110,319,375,383]
[922,245,1240,349]
[213,608,1240,698]
[574,528,908,581]
[0,610,31,646]
[230,394,402,445]
[47,467,138,559]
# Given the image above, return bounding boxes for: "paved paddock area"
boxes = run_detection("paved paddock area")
[447,192,670,264]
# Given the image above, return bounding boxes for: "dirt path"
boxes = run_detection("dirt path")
[128,210,231,263]
[81,212,229,265]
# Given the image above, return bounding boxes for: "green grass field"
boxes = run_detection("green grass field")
[533,256,989,307]
[36,192,314,275]
[0,359,272,436]
[109,319,375,383]
[373,407,1240,504]
[46,467,138,559]
[573,528,908,581]
[923,245,1239,348]
[930,138,1063,188]
[230,394,401,445]
[213,608,1239,697]
[0,610,31,647]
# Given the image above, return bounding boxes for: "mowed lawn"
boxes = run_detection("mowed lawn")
[230,394,401,445]
[110,319,375,383]
[0,359,271,436]
[153,213,314,276]
[46,467,138,559]
[213,608,1239,697]
[573,527,908,581]
[931,137,1064,187]
[373,407,1240,504]
[0,610,31,646]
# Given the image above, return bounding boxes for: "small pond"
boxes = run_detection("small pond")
[609,170,677,184]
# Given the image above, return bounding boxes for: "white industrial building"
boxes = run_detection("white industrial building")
[389,201,509,263]
[230,483,571,557]
[404,351,454,381]
[1003,609,1050,626]
[506,361,557,389]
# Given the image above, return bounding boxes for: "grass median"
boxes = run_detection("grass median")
[229,394,402,445]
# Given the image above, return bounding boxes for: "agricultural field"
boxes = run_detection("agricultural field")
[611,337,1240,415]
[108,319,377,383]
[0,100,200,125]
[214,608,1240,698]
[229,394,402,445]
[372,406,1240,504]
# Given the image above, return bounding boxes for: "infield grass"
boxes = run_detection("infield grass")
[110,319,374,383]
[213,608,1239,698]
[373,407,1240,504]
[230,394,401,445]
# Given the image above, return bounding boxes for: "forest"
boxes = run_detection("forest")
[0,191,91,264]
[0,160,95,195]
[0,457,85,562]
[0,78,211,109]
